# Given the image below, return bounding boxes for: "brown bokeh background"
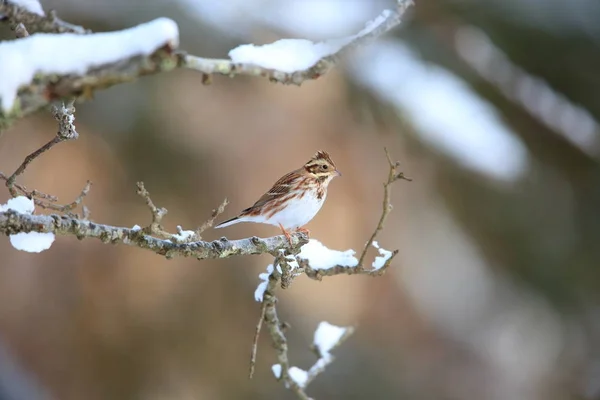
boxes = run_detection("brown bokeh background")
[1,0,600,399]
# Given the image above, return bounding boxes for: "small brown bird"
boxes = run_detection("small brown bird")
[215,151,341,242]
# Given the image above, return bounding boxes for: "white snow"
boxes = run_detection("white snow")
[254,264,274,302]
[351,40,529,182]
[314,321,348,356]
[131,224,142,231]
[298,239,358,270]
[9,232,54,252]
[171,225,195,242]
[0,196,35,214]
[0,18,179,111]
[288,367,309,388]
[229,38,342,73]
[285,255,299,270]
[228,8,392,73]
[8,0,44,16]
[271,363,308,387]
[271,364,282,379]
[372,240,393,270]
[1,196,55,253]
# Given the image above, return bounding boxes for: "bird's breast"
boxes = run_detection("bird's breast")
[267,188,326,229]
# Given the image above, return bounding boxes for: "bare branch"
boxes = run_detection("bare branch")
[0,210,309,259]
[249,300,267,379]
[3,136,62,197]
[356,147,411,271]
[0,99,87,212]
[261,273,311,399]
[196,198,229,238]
[3,101,78,194]
[136,182,170,238]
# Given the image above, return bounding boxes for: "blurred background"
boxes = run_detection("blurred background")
[1,0,600,399]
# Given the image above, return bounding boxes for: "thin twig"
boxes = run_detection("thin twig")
[249,300,267,379]
[4,100,79,197]
[356,147,411,271]
[59,180,91,215]
[136,182,170,238]
[1,99,86,211]
[196,198,229,238]
[4,136,63,197]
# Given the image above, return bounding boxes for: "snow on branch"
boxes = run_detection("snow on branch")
[0,17,179,122]
[271,321,355,391]
[225,0,412,76]
[0,0,413,131]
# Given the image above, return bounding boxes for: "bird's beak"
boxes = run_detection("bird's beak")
[335,170,342,177]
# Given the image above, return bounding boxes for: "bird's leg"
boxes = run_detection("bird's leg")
[279,223,294,246]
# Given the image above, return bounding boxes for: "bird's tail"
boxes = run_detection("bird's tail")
[214,216,241,229]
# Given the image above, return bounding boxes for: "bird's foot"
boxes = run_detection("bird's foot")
[296,227,310,237]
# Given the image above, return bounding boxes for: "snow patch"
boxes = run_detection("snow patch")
[314,321,348,356]
[255,264,274,302]
[1,196,55,253]
[298,239,358,270]
[288,367,308,387]
[372,240,393,270]
[228,8,392,72]
[9,232,54,253]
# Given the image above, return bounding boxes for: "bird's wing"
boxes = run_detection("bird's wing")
[240,170,302,215]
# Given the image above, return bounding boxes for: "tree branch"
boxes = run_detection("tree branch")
[356,147,412,271]
[262,272,310,399]
[0,210,309,259]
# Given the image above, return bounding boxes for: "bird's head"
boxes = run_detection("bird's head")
[304,150,341,184]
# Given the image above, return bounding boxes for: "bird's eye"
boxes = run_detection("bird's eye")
[321,165,328,170]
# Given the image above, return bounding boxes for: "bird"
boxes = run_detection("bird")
[215,150,341,244]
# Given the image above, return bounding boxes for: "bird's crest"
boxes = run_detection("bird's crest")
[310,150,335,168]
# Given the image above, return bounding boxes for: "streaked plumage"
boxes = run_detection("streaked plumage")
[215,151,340,240]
